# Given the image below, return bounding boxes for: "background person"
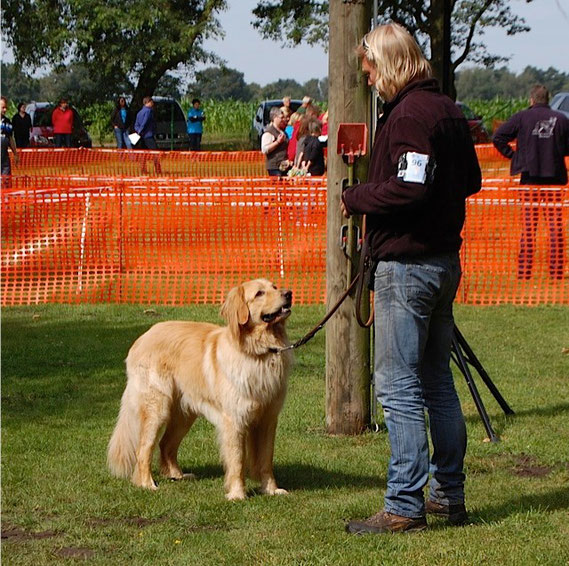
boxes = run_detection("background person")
[341,23,481,535]
[493,84,569,280]
[134,96,162,174]
[187,98,205,151]
[111,96,133,149]
[51,98,74,147]
[1,96,19,186]
[261,106,289,176]
[12,102,32,148]
[300,119,325,176]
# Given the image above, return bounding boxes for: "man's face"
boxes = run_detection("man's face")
[60,102,68,110]
[362,57,378,90]
[0,99,6,116]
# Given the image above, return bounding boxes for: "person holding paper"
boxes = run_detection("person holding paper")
[134,97,158,149]
[133,97,161,174]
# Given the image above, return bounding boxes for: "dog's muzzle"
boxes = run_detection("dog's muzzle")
[261,290,292,323]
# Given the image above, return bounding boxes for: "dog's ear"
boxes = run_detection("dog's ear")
[220,284,249,338]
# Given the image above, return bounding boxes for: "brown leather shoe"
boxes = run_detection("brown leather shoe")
[425,500,469,525]
[346,510,427,535]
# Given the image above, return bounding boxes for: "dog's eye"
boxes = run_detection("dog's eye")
[255,290,265,298]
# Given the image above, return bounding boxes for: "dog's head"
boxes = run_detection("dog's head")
[220,279,292,340]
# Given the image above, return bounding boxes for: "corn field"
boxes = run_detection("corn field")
[19,97,532,148]
[463,97,528,132]
[180,98,256,135]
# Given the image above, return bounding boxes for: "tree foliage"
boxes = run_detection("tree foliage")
[187,67,253,101]
[456,66,569,100]
[1,0,228,107]
[252,0,534,89]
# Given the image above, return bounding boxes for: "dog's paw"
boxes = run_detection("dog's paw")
[169,473,196,482]
[263,487,288,496]
[226,489,247,501]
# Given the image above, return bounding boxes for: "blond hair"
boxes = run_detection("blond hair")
[357,22,432,102]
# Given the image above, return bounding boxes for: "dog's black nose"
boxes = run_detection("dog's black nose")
[283,290,292,302]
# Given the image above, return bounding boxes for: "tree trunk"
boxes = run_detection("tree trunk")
[326,0,372,435]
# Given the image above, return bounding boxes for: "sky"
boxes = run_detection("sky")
[202,0,569,85]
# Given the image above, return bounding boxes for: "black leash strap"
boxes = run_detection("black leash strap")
[270,275,361,354]
[271,239,374,354]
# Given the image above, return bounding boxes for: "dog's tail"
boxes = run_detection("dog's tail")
[107,379,140,479]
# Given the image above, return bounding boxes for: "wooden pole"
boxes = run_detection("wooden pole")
[326,0,371,435]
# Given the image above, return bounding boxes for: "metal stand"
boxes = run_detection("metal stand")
[451,324,514,442]
[369,324,515,441]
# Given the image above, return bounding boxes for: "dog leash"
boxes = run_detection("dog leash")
[270,238,374,354]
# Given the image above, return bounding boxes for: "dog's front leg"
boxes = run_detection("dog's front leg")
[219,418,247,500]
[251,410,288,496]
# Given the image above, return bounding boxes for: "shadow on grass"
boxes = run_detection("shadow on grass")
[475,486,569,523]
[180,463,382,492]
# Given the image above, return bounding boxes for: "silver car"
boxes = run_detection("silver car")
[550,92,569,118]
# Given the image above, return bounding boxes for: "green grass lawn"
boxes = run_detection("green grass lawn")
[2,303,568,565]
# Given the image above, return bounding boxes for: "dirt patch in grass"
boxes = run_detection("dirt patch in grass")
[54,547,95,560]
[86,516,167,528]
[1,522,60,542]
[511,454,553,477]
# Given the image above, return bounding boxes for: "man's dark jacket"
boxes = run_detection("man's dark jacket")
[492,103,569,184]
[342,78,481,261]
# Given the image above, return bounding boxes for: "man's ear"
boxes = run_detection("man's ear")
[220,284,249,339]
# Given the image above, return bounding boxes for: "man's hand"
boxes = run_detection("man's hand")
[340,199,350,218]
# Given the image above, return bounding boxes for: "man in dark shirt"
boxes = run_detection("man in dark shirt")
[1,96,19,186]
[493,85,569,279]
[342,23,481,536]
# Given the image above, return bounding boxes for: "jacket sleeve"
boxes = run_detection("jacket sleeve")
[342,115,432,216]
[135,110,150,136]
[492,115,519,159]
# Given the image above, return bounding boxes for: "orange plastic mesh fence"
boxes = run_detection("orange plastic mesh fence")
[12,145,569,179]
[2,175,567,306]
[3,142,569,306]
[13,148,267,178]
[2,177,327,305]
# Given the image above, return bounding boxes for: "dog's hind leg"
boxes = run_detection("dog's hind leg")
[131,391,170,490]
[159,407,197,480]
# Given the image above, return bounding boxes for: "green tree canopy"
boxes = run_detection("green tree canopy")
[187,67,253,101]
[1,0,228,107]
[252,0,533,95]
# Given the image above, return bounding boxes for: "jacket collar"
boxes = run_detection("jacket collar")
[382,78,440,119]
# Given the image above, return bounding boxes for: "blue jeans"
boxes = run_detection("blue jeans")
[114,128,132,149]
[54,133,72,147]
[373,253,467,519]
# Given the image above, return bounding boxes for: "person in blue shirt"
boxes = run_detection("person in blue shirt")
[133,96,161,174]
[187,98,205,151]
[134,97,158,149]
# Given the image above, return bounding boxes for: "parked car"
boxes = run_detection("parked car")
[550,92,569,118]
[26,102,92,148]
[250,99,303,148]
[151,96,190,150]
[455,101,490,144]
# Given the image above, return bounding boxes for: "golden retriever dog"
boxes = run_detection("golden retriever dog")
[107,279,293,500]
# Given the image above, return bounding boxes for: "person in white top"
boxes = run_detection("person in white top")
[261,107,289,176]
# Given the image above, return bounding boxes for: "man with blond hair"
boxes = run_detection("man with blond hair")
[342,23,481,535]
